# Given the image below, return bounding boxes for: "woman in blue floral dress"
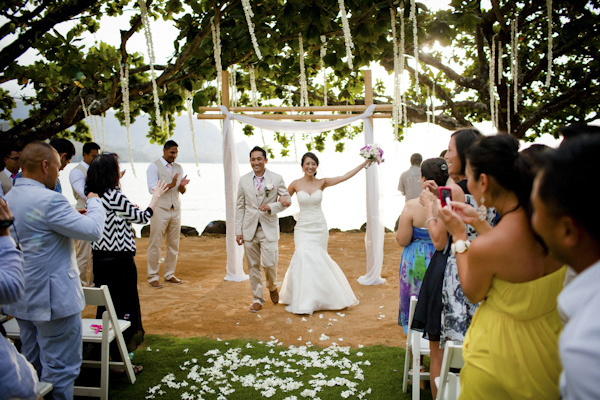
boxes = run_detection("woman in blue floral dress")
[396,158,449,333]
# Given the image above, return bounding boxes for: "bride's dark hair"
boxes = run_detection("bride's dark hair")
[301,152,319,176]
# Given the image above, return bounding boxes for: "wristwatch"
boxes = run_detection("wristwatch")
[451,239,470,255]
[0,218,14,229]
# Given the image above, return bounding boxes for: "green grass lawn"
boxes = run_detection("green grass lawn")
[100,335,432,399]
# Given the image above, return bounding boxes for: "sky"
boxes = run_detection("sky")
[0,0,561,163]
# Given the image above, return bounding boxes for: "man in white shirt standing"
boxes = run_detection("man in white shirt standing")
[531,132,600,400]
[398,153,423,202]
[1,145,21,195]
[69,142,100,287]
[146,140,189,288]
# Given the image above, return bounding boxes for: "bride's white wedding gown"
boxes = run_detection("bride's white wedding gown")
[280,189,359,315]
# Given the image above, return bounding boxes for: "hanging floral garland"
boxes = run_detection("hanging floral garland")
[211,19,222,104]
[432,78,435,125]
[489,35,497,129]
[101,112,106,150]
[400,3,407,129]
[138,0,162,128]
[298,35,309,107]
[390,7,400,140]
[119,61,136,176]
[511,18,519,114]
[410,0,419,96]
[338,0,355,69]
[249,65,258,107]
[545,0,553,87]
[507,83,511,134]
[241,0,263,60]
[320,35,327,106]
[80,97,95,142]
[426,85,431,133]
[185,92,200,175]
[229,65,238,108]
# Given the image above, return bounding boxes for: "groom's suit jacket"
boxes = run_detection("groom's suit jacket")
[236,169,290,242]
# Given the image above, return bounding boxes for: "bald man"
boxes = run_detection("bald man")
[4,141,105,400]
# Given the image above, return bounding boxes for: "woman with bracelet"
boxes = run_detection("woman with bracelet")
[395,158,449,333]
[86,153,168,372]
[438,135,565,399]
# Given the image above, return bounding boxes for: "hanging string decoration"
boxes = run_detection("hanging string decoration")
[101,112,106,150]
[229,65,238,108]
[320,35,328,106]
[298,35,309,107]
[119,62,136,176]
[511,18,519,114]
[241,0,263,60]
[489,35,497,129]
[80,97,95,142]
[249,65,258,107]
[138,0,162,128]
[400,3,408,128]
[211,19,223,103]
[507,83,511,134]
[545,0,553,87]
[410,0,419,96]
[426,85,431,134]
[185,93,200,174]
[432,78,435,125]
[390,7,401,140]
[338,0,355,69]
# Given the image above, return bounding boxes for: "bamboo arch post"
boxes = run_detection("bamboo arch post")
[212,69,387,285]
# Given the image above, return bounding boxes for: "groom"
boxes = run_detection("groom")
[236,146,291,313]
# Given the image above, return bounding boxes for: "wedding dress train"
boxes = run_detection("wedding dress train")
[280,190,359,315]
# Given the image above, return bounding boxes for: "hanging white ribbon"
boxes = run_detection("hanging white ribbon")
[220,104,385,285]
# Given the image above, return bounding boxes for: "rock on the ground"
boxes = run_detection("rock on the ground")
[279,216,296,233]
[360,222,393,233]
[140,225,199,238]
[202,220,227,235]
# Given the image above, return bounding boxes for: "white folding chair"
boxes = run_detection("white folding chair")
[435,341,464,400]
[3,285,135,399]
[74,285,136,399]
[402,295,431,400]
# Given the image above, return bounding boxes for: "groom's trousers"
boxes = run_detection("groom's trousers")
[244,226,278,305]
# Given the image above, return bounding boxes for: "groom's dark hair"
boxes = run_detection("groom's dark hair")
[250,146,267,158]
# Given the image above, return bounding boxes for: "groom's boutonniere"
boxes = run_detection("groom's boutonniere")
[264,183,274,196]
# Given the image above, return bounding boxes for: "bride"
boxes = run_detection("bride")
[279,152,370,315]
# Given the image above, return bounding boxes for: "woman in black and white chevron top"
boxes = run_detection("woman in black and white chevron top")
[86,153,167,366]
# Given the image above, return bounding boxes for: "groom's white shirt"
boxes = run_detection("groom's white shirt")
[236,168,290,241]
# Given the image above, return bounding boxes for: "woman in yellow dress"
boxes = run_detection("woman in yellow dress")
[437,134,565,399]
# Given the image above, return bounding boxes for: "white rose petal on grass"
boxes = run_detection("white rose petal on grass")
[183,348,189,353]
[146,347,152,351]
[356,352,363,356]
[358,344,364,348]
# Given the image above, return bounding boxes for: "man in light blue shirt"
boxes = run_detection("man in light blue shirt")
[4,141,105,400]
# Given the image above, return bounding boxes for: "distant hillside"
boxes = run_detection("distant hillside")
[4,101,250,163]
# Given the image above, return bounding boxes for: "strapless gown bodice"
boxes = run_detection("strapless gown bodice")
[279,190,359,315]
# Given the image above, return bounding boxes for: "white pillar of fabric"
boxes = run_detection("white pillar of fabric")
[220,104,384,285]
[222,112,249,282]
[357,117,386,285]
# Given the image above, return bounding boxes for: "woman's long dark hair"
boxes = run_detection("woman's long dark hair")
[86,153,120,197]
[301,152,319,177]
[466,135,535,217]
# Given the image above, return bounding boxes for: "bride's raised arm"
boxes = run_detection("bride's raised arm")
[323,159,370,189]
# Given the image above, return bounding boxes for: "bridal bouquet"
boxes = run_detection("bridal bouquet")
[359,144,384,165]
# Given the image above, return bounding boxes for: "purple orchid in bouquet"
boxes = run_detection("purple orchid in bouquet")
[359,144,385,165]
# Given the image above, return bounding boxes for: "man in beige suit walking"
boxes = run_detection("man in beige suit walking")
[146,140,189,288]
[236,146,291,313]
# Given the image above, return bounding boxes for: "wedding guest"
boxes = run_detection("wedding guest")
[396,158,449,333]
[532,133,600,399]
[4,141,105,400]
[398,153,423,202]
[146,140,189,288]
[0,194,40,400]
[1,145,20,195]
[87,153,167,362]
[439,134,565,399]
[69,142,101,287]
[412,128,484,399]
[48,138,75,193]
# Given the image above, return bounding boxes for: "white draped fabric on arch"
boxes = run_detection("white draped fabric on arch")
[221,104,386,285]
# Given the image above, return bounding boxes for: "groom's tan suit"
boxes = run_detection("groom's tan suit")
[236,169,290,305]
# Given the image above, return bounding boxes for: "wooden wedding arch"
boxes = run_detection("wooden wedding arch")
[196,70,391,286]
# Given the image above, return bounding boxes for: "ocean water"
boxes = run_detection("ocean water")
[59,159,414,236]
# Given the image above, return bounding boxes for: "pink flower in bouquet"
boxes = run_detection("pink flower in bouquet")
[359,144,385,165]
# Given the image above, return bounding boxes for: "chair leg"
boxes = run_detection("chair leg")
[402,341,411,393]
[412,336,421,400]
[100,312,109,400]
